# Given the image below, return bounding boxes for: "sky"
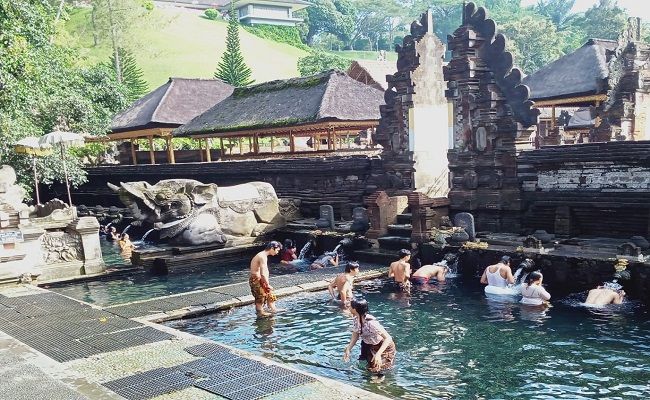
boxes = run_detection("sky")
[520,0,650,20]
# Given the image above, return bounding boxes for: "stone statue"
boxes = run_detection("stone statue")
[108,180,286,246]
[0,165,28,212]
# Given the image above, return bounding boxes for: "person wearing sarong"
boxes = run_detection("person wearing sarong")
[343,299,396,374]
[249,241,281,316]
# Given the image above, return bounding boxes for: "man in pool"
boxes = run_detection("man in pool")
[411,253,457,284]
[585,284,626,305]
[388,249,412,290]
[328,261,359,306]
[480,255,515,288]
[249,241,281,316]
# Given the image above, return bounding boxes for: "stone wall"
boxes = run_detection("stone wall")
[518,140,650,237]
[43,156,378,221]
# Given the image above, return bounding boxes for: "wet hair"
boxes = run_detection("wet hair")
[526,271,543,285]
[283,239,295,249]
[266,241,282,250]
[398,249,411,258]
[351,299,369,333]
[500,255,511,265]
[345,261,360,273]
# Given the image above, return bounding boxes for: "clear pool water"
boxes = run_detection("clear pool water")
[166,277,650,399]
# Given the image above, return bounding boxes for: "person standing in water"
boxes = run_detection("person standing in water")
[388,249,412,290]
[411,253,457,284]
[585,284,625,305]
[520,271,551,306]
[343,299,396,375]
[480,255,515,288]
[249,241,281,316]
[328,261,359,306]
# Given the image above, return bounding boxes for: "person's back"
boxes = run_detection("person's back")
[586,286,625,305]
[481,256,514,288]
[388,249,411,285]
[520,271,551,306]
[412,264,447,283]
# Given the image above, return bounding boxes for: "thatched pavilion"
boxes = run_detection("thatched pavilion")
[347,60,397,91]
[107,77,234,164]
[173,70,385,158]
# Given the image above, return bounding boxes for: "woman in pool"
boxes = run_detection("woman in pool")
[343,299,396,374]
[520,271,551,306]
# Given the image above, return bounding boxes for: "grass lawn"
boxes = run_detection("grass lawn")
[61,6,309,89]
[328,50,398,61]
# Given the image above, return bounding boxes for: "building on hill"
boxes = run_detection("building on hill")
[524,18,650,146]
[173,70,385,158]
[106,77,234,164]
[158,0,308,26]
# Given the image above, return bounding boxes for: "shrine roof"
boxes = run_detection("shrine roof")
[347,60,397,91]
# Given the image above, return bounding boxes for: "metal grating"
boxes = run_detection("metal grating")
[185,342,233,358]
[226,387,267,400]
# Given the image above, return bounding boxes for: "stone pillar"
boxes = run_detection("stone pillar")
[409,193,450,243]
[68,216,104,275]
[365,191,408,239]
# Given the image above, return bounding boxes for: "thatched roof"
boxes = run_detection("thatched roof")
[174,70,385,137]
[347,60,397,91]
[110,78,234,133]
[522,39,617,101]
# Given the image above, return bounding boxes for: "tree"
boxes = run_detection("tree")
[297,51,351,76]
[0,0,130,197]
[297,0,355,45]
[108,48,149,102]
[533,0,577,31]
[572,0,626,42]
[501,15,565,74]
[214,1,254,87]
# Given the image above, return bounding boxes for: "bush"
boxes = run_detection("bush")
[297,51,351,76]
[243,24,310,51]
[204,8,220,20]
[142,1,154,11]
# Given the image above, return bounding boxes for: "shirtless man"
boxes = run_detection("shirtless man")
[480,255,515,287]
[411,253,457,284]
[585,285,625,305]
[249,241,281,316]
[388,249,412,290]
[328,261,359,306]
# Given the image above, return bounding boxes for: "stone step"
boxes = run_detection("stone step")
[396,213,412,225]
[377,235,411,251]
[387,223,412,237]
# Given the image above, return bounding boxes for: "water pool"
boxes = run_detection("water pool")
[166,277,650,399]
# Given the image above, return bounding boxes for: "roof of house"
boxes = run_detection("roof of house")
[522,39,617,101]
[347,60,397,91]
[110,77,234,133]
[215,0,310,8]
[173,70,385,137]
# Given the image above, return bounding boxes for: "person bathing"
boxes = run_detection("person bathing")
[411,253,458,284]
[328,261,360,307]
[585,283,625,305]
[520,271,551,306]
[343,299,396,375]
[480,255,515,289]
[249,241,281,316]
[388,249,412,290]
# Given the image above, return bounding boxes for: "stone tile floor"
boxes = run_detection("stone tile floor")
[0,266,387,400]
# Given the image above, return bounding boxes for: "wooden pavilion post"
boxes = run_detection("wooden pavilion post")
[165,136,175,164]
[130,138,138,165]
[219,138,225,156]
[205,138,212,162]
[327,127,333,150]
[253,133,259,154]
[248,137,253,153]
[239,137,243,154]
[551,106,556,129]
[148,135,156,165]
[289,131,295,153]
[270,135,275,153]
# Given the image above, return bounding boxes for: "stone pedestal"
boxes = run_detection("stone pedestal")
[365,191,408,239]
[408,192,450,243]
[68,217,104,275]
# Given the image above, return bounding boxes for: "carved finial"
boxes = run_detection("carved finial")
[427,8,433,35]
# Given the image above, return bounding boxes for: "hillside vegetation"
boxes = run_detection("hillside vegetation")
[62,7,309,88]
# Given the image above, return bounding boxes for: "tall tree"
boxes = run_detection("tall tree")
[214,1,254,87]
[501,15,565,73]
[533,0,576,31]
[108,48,149,102]
[573,0,626,42]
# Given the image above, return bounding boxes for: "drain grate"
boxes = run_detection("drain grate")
[226,387,267,400]
[131,326,174,341]
[185,342,233,358]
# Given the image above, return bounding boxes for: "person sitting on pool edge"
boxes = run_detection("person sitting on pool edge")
[388,249,412,290]
[249,241,282,316]
[585,283,625,305]
[520,271,551,306]
[328,261,360,307]
[411,253,458,284]
[480,255,515,288]
[310,251,339,269]
[280,239,297,265]
[343,299,396,375]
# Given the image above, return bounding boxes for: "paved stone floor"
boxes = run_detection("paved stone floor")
[0,266,388,400]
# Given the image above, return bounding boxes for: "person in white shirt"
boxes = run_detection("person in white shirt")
[520,271,551,306]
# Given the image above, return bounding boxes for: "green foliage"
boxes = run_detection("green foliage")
[0,0,130,197]
[501,15,565,74]
[243,25,310,51]
[573,0,626,42]
[204,8,220,20]
[214,2,255,87]
[142,1,153,11]
[107,47,149,102]
[297,51,351,76]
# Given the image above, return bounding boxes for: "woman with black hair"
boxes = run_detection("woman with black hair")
[520,271,551,306]
[343,299,396,374]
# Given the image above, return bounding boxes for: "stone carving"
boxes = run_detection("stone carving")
[35,199,68,218]
[278,198,302,221]
[108,179,285,245]
[0,165,28,212]
[453,212,476,241]
[618,242,641,257]
[350,207,369,233]
[315,204,335,230]
[523,236,542,249]
[41,231,82,264]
